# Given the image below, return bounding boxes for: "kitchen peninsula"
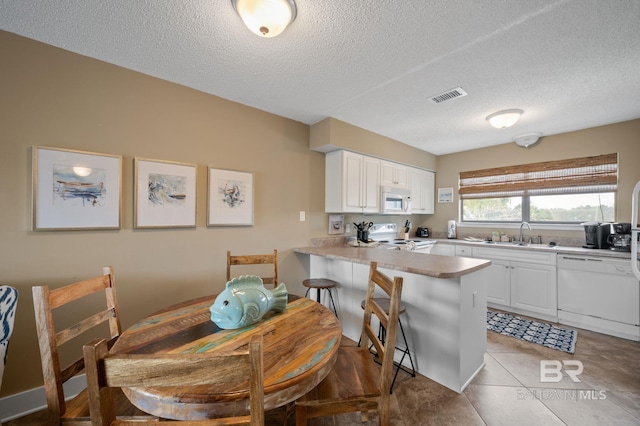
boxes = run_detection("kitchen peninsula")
[293,245,491,393]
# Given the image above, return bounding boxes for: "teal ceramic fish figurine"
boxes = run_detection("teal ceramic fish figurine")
[210,275,288,329]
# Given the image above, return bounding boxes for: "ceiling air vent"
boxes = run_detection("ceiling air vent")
[430,87,468,104]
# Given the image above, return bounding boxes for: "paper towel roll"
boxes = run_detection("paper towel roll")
[447,220,457,239]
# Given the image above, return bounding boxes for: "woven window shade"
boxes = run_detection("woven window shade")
[459,153,618,199]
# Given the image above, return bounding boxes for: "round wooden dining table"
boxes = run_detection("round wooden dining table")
[110,294,342,420]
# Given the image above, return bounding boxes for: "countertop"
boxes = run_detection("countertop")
[429,238,637,260]
[293,246,490,279]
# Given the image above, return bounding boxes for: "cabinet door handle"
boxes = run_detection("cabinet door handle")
[562,256,587,261]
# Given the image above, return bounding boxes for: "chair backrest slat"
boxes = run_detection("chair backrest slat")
[55,308,117,345]
[227,250,278,287]
[84,334,265,425]
[47,274,110,308]
[103,353,250,387]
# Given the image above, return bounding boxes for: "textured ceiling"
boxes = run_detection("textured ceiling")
[1,0,639,155]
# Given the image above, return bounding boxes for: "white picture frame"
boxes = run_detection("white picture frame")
[438,187,454,203]
[32,146,122,230]
[207,168,254,226]
[328,215,344,235]
[134,158,197,228]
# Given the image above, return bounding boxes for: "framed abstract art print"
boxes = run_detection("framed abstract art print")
[207,168,254,226]
[134,158,197,228]
[32,146,122,230]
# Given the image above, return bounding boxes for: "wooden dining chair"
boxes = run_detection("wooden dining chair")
[227,250,278,287]
[32,266,148,425]
[295,261,403,426]
[83,334,265,425]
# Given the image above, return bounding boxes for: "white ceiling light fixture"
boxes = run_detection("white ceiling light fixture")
[231,0,297,38]
[513,132,542,148]
[486,109,523,129]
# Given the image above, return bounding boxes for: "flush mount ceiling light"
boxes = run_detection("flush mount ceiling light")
[231,0,297,38]
[513,132,542,148]
[486,109,523,129]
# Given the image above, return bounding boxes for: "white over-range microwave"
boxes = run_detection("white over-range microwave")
[380,186,412,215]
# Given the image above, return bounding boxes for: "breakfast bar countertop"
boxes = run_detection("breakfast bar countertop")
[293,246,490,279]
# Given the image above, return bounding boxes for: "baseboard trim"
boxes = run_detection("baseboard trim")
[460,360,486,393]
[0,374,86,422]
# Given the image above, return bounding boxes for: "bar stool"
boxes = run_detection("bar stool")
[360,297,416,392]
[303,278,339,318]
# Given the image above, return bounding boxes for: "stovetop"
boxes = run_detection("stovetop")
[368,223,435,248]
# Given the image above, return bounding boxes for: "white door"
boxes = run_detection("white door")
[381,161,408,188]
[485,259,511,306]
[409,168,435,214]
[361,156,380,213]
[510,262,557,316]
[344,152,364,212]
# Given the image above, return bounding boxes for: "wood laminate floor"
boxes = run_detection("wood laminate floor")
[7,319,640,425]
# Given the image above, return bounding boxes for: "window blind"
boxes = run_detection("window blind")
[459,153,618,199]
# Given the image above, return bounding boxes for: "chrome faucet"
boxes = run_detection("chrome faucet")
[519,222,532,243]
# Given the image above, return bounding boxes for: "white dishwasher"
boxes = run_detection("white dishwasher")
[557,254,639,341]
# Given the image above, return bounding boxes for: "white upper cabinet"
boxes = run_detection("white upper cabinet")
[380,160,409,189]
[325,150,380,213]
[409,168,435,214]
[325,150,434,214]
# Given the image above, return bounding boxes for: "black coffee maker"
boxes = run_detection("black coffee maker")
[583,222,612,249]
[608,223,632,251]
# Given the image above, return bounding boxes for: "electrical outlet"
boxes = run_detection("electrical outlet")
[472,291,478,307]
[299,211,305,221]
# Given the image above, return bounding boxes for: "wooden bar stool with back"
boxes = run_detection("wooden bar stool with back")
[360,296,416,393]
[295,261,403,425]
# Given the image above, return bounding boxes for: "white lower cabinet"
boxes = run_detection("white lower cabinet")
[510,261,557,317]
[430,243,456,256]
[455,245,472,257]
[472,246,557,321]
[484,259,510,306]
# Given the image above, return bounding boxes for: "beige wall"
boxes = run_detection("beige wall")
[0,31,328,397]
[310,117,437,171]
[424,119,640,239]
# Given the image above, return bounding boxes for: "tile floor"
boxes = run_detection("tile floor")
[7,318,640,425]
[389,319,640,426]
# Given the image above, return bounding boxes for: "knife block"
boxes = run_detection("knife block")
[399,230,410,240]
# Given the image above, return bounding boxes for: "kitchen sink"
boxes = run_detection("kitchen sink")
[482,241,557,249]
[483,241,528,246]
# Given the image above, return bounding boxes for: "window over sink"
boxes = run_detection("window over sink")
[459,154,617,224]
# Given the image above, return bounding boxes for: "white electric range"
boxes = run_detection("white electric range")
[368,223,436,253]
